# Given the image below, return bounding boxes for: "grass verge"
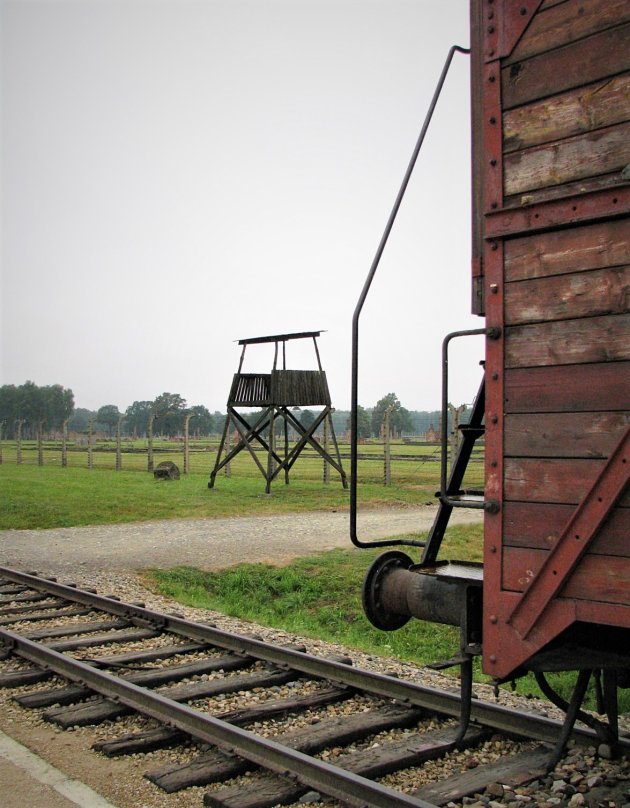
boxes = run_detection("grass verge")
[0,465,432,530]
[146,523,629,711]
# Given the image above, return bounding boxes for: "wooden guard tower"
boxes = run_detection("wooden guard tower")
[209,331,348,493]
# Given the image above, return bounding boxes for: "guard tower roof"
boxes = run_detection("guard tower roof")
[237,331,325,346]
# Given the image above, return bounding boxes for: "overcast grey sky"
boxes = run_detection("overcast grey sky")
[1,0,482,415]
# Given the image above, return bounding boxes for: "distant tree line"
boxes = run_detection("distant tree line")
[0,382,457,442]
[0,382,74,439]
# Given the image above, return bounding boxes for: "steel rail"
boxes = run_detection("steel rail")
[1,567,626,752]
[0,626,435,808]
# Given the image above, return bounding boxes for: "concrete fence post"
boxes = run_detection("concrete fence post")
[116,415,124,471]
[61,419,69,468]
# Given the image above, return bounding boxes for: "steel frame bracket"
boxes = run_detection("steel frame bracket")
[483,0,544,63]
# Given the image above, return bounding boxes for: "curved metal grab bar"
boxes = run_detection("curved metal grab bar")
[350,44,471,549]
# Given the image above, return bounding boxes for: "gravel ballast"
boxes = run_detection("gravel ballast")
[1,507,629,808]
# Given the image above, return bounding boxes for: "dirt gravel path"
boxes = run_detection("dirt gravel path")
[0,506,482,575]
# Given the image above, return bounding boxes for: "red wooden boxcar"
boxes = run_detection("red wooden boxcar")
[473,0,630,681]
[357,0,630,755]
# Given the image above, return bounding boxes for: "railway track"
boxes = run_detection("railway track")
[0,566,627,808]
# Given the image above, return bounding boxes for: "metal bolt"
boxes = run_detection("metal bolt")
[490,615,498,624]
[490,282,498,293]
[489,655,497,663]
[489,74,495,82]
[492,372,499,380]
[491,241,498,251]
[491,460,497,467]
[490,158,497,166]
[491,201,498,209]
[520,7,528,15]
[490,545,497,553]
[488,25,495,33]
[491,415,498,424]
[489,116,496,124]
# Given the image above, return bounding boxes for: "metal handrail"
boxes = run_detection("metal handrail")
[439,328,487,509]
[350,44,471,549]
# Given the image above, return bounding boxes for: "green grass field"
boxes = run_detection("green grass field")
[4,443,613,711]
[0,438,483,529]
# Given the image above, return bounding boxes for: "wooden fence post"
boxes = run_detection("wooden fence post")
[0,421,4,465]
[116,415,124,471]
[61,419,68,468]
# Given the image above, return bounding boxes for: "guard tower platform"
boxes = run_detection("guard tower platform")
[209,331,348,493]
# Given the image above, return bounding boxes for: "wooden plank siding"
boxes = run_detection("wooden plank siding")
[504,412,630,458]
[504,219,630,281]
[503,502,629,555]
[504,73,630,154]
[506,0,630,65]
[504,458,630,507]
[501,22,630,110]
[504,362,630,413]
[502,548,630,601]
[504,314,630,368]
[478,0,630,678]
[504,122,630,197]
[504,266,630,325]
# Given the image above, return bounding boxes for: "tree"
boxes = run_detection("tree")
[96,405,122,438]
[299,409,316,431]
[371,393,413,438]
[125,401,152,438]
[189,405,214,436]
[0,381,74,438]
[152,392,187,437]
[69,408,95,433]
[347,405,371,439]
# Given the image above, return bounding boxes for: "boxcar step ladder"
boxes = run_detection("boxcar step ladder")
[420,373,485,567]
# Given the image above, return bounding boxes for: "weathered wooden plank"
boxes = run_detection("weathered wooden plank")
[504,219,630,282]
[501,22,630,110]
[415,748,550,805]
[23,619,128,641]
[0,591,52,605]
[0,667,52,688]
[504,457,630,505]
[41,668,297,727]
[0,605,93,627]
[504,172,628,208]
[504,362,630,413]
[91,641,206,668]
[502,546,630,603]
[0,597,67,616]
[504,412,630,458]
[505,314,630,368]
[503,501,629,555]
[42,627,160,653]
[505,266,630,325]
[504,73,630,153]
[17,653,254,710]
[94,687,350,757]
[202,728,486,808]
[507,0,630,64]
[149,705,423,793]
[504,122,630,196]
